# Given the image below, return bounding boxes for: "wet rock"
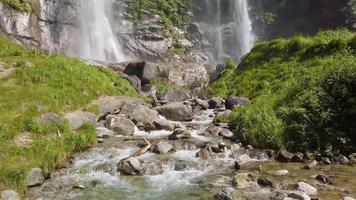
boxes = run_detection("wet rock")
[246,145,254,151]
[214,110,232,122]
[117,158,146,175]
[174,161,188,171]
[129,105,159,131]
[153,117,175,131]
[296,182,318,195]
[97,138,104,143]
[304,151,315,160]
[155,102,193,121]
[194,98,210,110]
[152,142,174,154]
[321,157,332,165]
[1,190,20,200]
[73,184,85,189]
[214,187,235,200]
[292,152,305,162]
[274,170,289,176]
[343,197,356,200]
[303,160,318,169]
[196,145,214,159]
[277,149,294,162]
[208,97,225,109]
[106,115,135,136]
[200,126,220,137]
[158,90,190,102]
[316,174,332,184]
[26,168,45,187]
[94,163,113,173]
[219,128,234,139]
[225,97,250,110]
[168,128,191,140]
[257,177,273,187]
[91,96,145,116]
[333,155,350,165]
[234,154,252,170]
[231,173,255,188]
[65,111,97,130]
[286,191,311,200]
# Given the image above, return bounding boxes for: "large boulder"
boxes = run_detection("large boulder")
[194,98,210,110]
[117,157,146,175]
[129,105,159,131]
[208,97,225,109]
[225,97,250,110]
[153,117,175,131]
[155,102,193,121]
[91,96,145,116]
[65,111,96,130]
[277,149,294,162]
[166,62,209,89]
[106,115,135,136]
[296,182,318,196]
[122,74,141,92]
[158,90,190,102]
[26,168,45,187]
[1,190,20,200]
[121,61,164,84]
[235,154,252,170]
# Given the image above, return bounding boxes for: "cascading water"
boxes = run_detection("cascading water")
[75,0,126,62]
[195,0,255,63]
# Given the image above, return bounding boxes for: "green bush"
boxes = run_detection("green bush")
[0,0,32,12]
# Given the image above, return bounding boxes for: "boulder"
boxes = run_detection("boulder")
[65,111,97,130]
[106,115,135,136]
[274,170,289,176]
[333,155,350,164]
[208,97,225,109]
[38,113,63,124]
[296,182,318,195]
[286,191,311,200]
[26,168,45,187]
[303,160,318,170]
[168,128,191,140]
[231,173,256,188]
[122,61,163,85]
[153,117,175,131]
[196,146,214,159]
[1,190,20,200]
[214,187,235,200]
[129,105,159,131]
[122,74,141,92]
[292,152,305,162]
[91,96,145,116]
[194,98,210,110]
[277,149,294,162]
[166,62,209,89]
[117,157,146,175]
[316,174,332,184]
[225,97,250,110]
[235,154,252,170]
[158,90,190,102]
[219,128,234,139]
[155,102,193,121]
[152,142,174,154]
[257,177,273,187]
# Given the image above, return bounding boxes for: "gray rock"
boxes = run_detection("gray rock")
[159,90,190,102]
[214,187,235,200]
[194,98,210,110]
[38,113,62,124]
[106,115,135,136]
[65,111,96,130]
[208,97,225,109]
[257,177,273,187]
[117,157,146,175]
[219,128,234,139]
[1,190,19,200]
[168,128,191,140]
[286,191,311,200]
[129,105,159,131]
[225,97,250,110]
[26,168,45,187]
[91,96,145,116]
[277,149,294,162]
[155,102,193,121]
[235,154,252,170]
[316,174,332,184]
[343,197,356,200]
[186,22,203,35]
[292,152,305,162]
[321,157,332,165]
[296,182,318,195]
[333,155,350,164]
[166,62,209,89]
[274,170,289,176]
[122,74,141,92]
[153,117,175,131]
[152,142,174,154]
[304,160,318,169]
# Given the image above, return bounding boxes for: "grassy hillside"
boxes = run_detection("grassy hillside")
[0,38,136,193]
[208,29,356,154]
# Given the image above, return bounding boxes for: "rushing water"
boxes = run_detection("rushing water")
[74,0,126,62]
[195,0,255,63]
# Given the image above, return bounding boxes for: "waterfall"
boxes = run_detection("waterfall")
[75,0,126,62]
[195,0,255,63]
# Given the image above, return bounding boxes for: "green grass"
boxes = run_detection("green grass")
[151,77,174,96]
[0,38,136,194]
[0,0,32,12]
[207,29,356,153]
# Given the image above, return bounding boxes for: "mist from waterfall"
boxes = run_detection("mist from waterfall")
[195,0,255,63]
[75,0,126,62]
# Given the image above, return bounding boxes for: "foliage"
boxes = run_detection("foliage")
[151,77,173,96]
[0,0,32,12]
[0,38,136,193]
[207,29,356,153]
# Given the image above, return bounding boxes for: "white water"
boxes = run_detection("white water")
[75,0,126,62]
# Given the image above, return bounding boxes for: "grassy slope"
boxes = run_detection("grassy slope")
[0,38,136,193]
[208,30,356,153]
[0,0,32,12]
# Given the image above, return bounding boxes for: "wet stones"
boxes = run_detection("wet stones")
[117,157,146,175]
[234,154,252,170]
[106,115,135,136]
[316,174,332,184]
[214,187,235,200]
[304,160,318,170]
[277,149,294,162]
[152,142,175,154]
[292,152,305,162]
[208,97,224,109]
[333,154,350,165]
[155,102,193,121]
[1,190,20,200]
[153,117,175,131]
[168,128,191,140]
[26,168,45,187]
[274,170,289,176]
[194,98,209,110]
[231,173,256,188]
[295,182,318,196]
[257,177,273,187]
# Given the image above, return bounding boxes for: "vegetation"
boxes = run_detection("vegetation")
[0,38,136,194]
[151,77,174,96]
[0,0,32,12]
[207,29,356,154]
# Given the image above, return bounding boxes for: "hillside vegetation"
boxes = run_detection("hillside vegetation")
[208,29,356,154]
[0,38,136,193]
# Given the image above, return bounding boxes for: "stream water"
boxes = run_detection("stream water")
[26,109,356,200]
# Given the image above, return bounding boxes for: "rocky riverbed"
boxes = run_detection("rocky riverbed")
[24,97,356,200]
